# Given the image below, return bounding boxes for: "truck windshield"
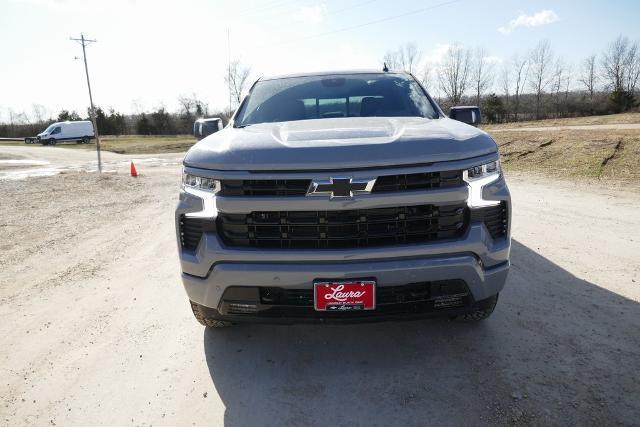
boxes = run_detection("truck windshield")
[43,124,56,133]
[234,73,439,127]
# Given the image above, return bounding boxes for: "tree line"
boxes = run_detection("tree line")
[384,35,639,122]
[0,94,228,138]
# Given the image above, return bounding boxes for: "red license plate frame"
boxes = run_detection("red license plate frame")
[313,280,376,311]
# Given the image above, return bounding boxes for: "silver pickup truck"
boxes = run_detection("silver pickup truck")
[176,70,511,326]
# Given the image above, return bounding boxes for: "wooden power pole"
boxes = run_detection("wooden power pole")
[71,33,102,173]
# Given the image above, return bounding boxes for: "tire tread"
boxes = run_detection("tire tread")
[189,301,232,328]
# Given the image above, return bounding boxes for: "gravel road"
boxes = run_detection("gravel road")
[1,150,639,425]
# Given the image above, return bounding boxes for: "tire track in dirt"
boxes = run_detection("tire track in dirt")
[599,139,624,173]
[501,139,554,163]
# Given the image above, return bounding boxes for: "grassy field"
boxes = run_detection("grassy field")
[0,135,197,154]
[483,112,640,130]
[67,135,196,154]
[490,129,639,181]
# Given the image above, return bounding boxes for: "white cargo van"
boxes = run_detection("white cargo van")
[36,121,95,145]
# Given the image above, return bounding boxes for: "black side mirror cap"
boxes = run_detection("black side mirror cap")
[193,118,223,140]
[449,106,481,126]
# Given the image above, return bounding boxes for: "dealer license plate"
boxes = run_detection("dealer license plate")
[313,280,376,311]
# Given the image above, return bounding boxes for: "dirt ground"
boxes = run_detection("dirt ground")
[491,129,640,182]
[1,148,640,425]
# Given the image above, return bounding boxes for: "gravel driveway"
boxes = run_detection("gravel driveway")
[0,154,639,425]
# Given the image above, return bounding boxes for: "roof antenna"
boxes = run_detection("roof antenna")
[382,62,389,72]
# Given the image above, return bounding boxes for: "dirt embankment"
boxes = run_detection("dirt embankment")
[491,129,640,183]
[483,112,640,130]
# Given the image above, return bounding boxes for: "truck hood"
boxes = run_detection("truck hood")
[184,117,497,171]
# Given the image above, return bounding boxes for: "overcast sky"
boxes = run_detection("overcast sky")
[1,0,639,122]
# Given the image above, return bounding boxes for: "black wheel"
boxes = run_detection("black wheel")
[455,294,499,321]
[48,138,56,146]
[190,301,232,328]
[82,136,90,144]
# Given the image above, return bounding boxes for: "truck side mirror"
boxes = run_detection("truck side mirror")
[449,106,481,127]
[193,118,222,140]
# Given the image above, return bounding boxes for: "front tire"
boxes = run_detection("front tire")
[190,301,232,328]
[48,138,56,146]
[455,294,498,321]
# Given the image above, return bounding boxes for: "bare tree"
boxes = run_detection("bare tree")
[500,64,511,121]
[178,93,209,121]
[177,95,195,119]
[225,60,252,108]
[529,40,554,119]
[550,59,567,117]
[601,35,629,92]
[624,41,640,94]
[31,104,48,123]
[438,43,472,105]
[419,62,434,91]
[579,55,598,112]
[471,47,495,106]
[563,64,573,114]
[399,43,421,74]
[511,54,529,122]
[601,35,640,111]
[601,35,640,93]
[383,50,400,70]
[383,42,421,73]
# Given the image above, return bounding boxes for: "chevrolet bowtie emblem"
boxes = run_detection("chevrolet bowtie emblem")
[307,177,376,198]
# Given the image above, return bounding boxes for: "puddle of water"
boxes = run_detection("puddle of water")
[0,159,50,166]
[0,157,180,180]
[0,168,62,180]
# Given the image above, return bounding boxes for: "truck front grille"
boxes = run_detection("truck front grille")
[371,170,462,192]
[218,170,463,196]
[220,179,310,196]
[217,204,468,249]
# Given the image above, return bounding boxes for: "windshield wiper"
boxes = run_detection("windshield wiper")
[234,123,252,129]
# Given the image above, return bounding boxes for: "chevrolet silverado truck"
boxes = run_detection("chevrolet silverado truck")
[176,70,511,326]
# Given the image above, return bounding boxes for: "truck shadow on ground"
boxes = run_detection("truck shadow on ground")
[203,239,640,426]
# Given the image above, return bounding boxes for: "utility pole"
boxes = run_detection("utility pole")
[71,33,102,173]
[227,28,232,117]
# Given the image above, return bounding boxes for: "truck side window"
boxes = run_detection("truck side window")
[51,127,61,135]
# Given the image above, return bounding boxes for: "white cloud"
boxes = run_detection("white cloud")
[498,9,559,34]
[422,44,452,65]
[293,4,327,25]
[484,55,503,64]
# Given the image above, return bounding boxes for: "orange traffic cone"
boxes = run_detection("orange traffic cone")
[130,161,138,177]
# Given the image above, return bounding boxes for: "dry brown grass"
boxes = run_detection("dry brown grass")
[65,135,196,154]
[491,129,639,181]
[483,112,640,131]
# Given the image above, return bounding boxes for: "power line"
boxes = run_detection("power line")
[262,0,464,48]
[70,33,102,173]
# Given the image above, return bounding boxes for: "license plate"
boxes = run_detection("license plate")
[314,280,376,311]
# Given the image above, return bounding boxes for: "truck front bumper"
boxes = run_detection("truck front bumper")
[176,163,511,323]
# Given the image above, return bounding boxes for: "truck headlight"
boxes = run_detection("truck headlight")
[463,160,501,207]
[182,171,220,193]
[181,170,219,218]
